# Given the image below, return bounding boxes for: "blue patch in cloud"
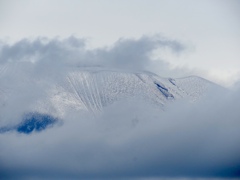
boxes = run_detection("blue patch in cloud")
[17,113,58,134]
[0,112,58,134]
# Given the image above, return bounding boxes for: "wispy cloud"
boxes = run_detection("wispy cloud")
[0,36,239,179]
[0,35,188,125]
[0,35,186,73]
[0,85,240,179]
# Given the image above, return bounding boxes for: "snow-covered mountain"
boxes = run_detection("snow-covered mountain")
[0,66,217,119]
[52,68,215,114]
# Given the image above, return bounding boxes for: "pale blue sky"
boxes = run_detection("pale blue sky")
[1,0,240,86]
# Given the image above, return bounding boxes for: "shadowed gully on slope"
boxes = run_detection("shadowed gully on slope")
[155,82,174,99]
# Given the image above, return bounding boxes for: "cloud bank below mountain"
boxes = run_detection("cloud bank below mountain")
[0,36,240,179]
[0,85,240,179]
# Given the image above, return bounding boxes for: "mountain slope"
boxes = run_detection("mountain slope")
[0,66,217,119]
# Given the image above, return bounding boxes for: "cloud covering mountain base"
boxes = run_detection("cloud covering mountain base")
[0,86,240,179]
[0,36,240,179]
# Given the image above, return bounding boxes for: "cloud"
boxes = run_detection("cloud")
[0,36,239,179]
[1,35,238,88]
[0,85,240,179]
[0,35,186,74]
[87,35,184,70]
[0,35,190,124]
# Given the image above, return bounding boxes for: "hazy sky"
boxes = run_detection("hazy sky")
[0,0,240,86]
[0,1,240,179]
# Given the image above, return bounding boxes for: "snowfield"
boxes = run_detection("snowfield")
[0,66,217,121]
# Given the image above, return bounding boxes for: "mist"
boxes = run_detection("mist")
[0,36,239,179]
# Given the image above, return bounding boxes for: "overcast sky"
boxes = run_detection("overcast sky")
[0,0,240,86]
[0,1,240,179]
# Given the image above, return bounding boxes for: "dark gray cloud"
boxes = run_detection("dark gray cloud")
[0,86,240,179]
[0,35,186,75]
[86,36,184,70]
[0,36,239,179]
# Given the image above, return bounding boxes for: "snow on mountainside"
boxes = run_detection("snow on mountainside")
[0,66,217,120]
[51,68,219,115]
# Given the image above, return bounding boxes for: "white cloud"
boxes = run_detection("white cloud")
[0,85,240,179]
[0,36,239,179]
